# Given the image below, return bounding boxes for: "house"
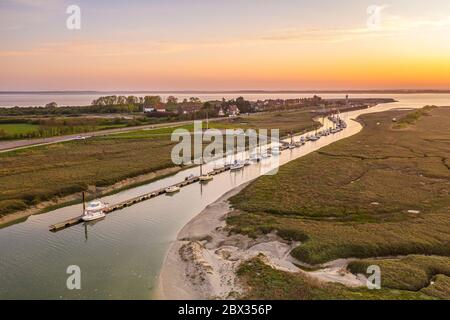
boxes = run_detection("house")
[143,106,155,113]
[178,103,203,114]
[155,106,167,113]
[143,102,165,113]
[218,107,225,116]
[227,105,240,117]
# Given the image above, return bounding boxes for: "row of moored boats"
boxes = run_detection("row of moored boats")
[287,116,347,148]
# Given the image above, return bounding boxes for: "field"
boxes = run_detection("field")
[0,123,39,135]
[228,106,450,299]
[0,110,317,219]
[109,110,320,139]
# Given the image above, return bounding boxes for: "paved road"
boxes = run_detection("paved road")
[0,117,225,153]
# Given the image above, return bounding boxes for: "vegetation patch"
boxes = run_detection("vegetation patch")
[348,255,450,293]
[237,257,433,300]
[393,105,437,128]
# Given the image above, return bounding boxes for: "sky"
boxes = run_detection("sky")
[0,0,450,91]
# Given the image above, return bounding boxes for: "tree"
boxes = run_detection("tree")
[45,102,58,108]
[167,96,178,106]
[144,96,162,106]
[189,97,201,103]
[126,96,138,105]
[235,96,252,113]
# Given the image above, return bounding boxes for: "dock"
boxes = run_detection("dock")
[49,165,231,232]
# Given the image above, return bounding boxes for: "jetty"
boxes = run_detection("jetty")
[49,165,231,232]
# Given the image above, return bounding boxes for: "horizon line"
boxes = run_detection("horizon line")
[1,89,450,95]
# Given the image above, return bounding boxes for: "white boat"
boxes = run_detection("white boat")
[271,147,281,155]
[82,200,107,222]
[288,143,296,149]
[244,159,251,166]
[199,174,213,182]
[165,186,181,193]
[230,160,245,171]
[213,163,225,170]
[250,154,262,162]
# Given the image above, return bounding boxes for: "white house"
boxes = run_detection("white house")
[228,105,240,117]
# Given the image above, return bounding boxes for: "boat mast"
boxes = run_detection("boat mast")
[82,192,85,214]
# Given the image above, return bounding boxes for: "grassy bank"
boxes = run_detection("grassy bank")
[0,110,318,219]
[348,255,450,297]
[228,106,450,298]
[237,257,433,300]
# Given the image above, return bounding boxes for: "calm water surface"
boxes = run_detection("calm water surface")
[0,94,449,299]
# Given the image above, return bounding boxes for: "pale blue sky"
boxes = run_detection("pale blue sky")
[1,0,449,90]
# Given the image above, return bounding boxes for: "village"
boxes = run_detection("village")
[140,95,389,119]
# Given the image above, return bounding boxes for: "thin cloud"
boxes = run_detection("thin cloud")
[258,15,450,44]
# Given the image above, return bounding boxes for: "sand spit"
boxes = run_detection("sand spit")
[157,183,366,300]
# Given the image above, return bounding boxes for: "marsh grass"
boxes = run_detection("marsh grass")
[237,257,433,300]
[348,255,450,294]
[229,107,450,265]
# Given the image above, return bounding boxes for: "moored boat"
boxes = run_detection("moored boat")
[230,160,245,170]
[165,185,181,193]
[82,200,107,222]
[199,174,214,182]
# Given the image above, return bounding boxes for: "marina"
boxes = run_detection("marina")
[48,114,348,233]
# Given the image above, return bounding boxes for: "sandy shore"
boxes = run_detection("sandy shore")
[157,182,366,300]
[0,166,183,228]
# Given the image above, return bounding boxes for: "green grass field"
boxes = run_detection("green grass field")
[0,123,39,135]
[108,110,320,140]
[228,106,450,299]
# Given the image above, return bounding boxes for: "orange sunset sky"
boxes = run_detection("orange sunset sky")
[1,0,450,91]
